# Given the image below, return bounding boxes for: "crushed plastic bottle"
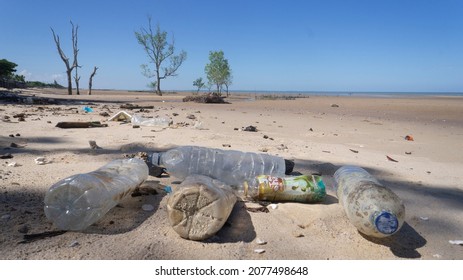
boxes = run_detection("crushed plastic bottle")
[240,174,326,203]
[147,146,292,186]
[167,174,236,241]
[333,165,405,238]
[131,114,172,127]
[44,158,149,231]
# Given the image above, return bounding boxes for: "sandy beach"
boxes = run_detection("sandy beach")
[1,88,462,260]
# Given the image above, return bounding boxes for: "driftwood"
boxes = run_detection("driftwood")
[120,104,154,110]
[55,121,108,128]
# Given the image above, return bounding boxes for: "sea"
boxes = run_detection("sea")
[175,89,463,98]
[226,90,463,98]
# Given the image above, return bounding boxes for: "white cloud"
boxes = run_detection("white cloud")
[16,70,66,83]
[51,73,65,82]
[18,69,32,79]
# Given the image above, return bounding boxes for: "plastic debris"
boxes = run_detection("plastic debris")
[35,157,46,165]
[142,204,155,211]
[334,165,405,238]
[164,186,172,193]
[108,111,132,122]
[69,240,80,247]
[405,135,414,141]
[243,125,258,132]
[167,175,236,241]
[449,240,463,245]
[268,204,278,210]
[256,238,267,245]
[419,216,429,221]
[82,106,93,113]
[254,249,265,254]
[131,115,172,127]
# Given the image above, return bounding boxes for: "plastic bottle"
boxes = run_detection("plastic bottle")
[131,114,172,127]
[167,174,236,241]
[147,146,292,186]
[333,165,405,238]
[240,174,326,203]
[44,158,149,231]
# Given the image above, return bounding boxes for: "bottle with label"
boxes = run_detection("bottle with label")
[147,146,292,186]
[44,158,149,231]
[333,165,405,238]
[241,174,326,203]
[167,174,236,241]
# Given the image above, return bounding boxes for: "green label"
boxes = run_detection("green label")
[256,175,326,203]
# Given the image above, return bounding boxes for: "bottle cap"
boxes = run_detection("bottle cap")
[374,211,399,235]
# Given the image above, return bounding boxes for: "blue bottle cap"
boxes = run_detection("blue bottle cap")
[374,211,399,235]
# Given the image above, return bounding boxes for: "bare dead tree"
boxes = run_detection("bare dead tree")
[51,21,79,95]
[71,22,81,95]
[88,66,98,95]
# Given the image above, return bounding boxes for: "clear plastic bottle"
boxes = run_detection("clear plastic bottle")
[148,146,290,186]
[44,158,149,231]
[131,114,172,127]
[167,174,236,241]
[333,165,405,238]
[240,174,326,203]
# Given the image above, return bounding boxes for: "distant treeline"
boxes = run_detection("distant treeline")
[25,80,65,89]
[1,79,65,89]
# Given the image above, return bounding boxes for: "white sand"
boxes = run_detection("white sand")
[1,88,462,259]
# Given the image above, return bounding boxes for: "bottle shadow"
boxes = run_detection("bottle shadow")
[359,222,427,259]
[205,201,257,244]
[83,180,167,235]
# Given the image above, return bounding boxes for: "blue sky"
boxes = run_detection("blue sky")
[1,0,462,92]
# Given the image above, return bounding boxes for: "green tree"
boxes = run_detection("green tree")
[0,59,18,78]
[135,16,187,96]
[193,77,205,94]
[205,50,231,95]
[223,72,233,97]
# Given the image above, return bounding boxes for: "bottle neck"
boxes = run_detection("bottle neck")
[149,152,162,166]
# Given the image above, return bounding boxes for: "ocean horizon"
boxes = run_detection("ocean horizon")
[182,89,463,97]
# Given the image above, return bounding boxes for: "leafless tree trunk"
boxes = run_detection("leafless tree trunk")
[51,21,79,95]
[74,68,81,95]
[88,66,98,95]
[72,22,81,95]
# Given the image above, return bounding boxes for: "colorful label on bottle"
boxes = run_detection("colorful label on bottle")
[255,175,326,203]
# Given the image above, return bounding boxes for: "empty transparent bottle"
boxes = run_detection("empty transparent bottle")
[167,174,236,241]
[147,146,291,186]
[44,158,149,231]
[333,166,405,238]
[131,114,172,127]
[240,174,326,203]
